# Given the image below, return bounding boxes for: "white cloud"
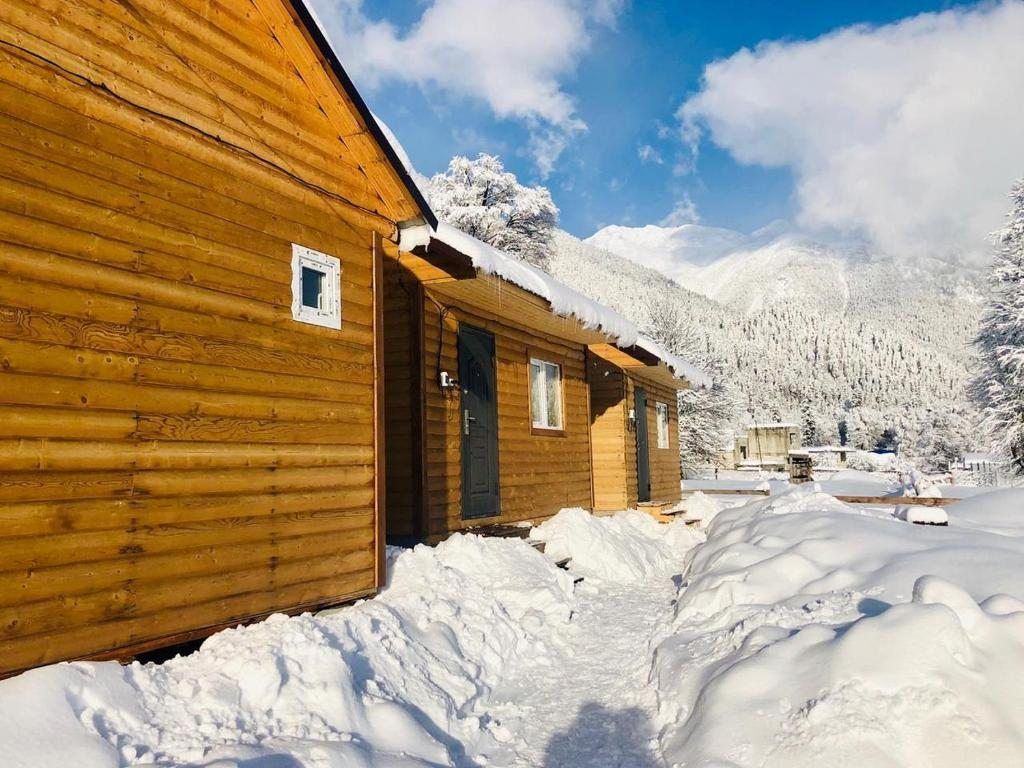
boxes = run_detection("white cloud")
[637,143,663,164]
[311,0,618,175]
[678,1,1024,264]
[660,195,701,226]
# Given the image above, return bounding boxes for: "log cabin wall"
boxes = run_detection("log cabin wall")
[625,373,682,506]
[588,353,630,511]
[419,287,594,540]
[0,0,417,675]
[588,355,682,510]
[381,256,423,539]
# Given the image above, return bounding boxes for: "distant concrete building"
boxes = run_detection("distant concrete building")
[731,423,801,472]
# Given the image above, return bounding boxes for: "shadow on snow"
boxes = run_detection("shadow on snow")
[542,702,663,768]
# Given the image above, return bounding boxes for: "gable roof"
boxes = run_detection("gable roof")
[285,0,438,230]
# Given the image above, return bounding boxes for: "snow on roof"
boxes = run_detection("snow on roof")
[633,335,713,390]
[430,224,712,389]
[747,422,799,429]
[435,221,638,338]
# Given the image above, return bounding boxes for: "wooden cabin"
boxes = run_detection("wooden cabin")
[588,344,688,512]
[383,224,698,541]
[0,0,439,676]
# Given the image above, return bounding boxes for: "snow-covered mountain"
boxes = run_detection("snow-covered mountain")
[552,224,984,462]
[586,223,980,318]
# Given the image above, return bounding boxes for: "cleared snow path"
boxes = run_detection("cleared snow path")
[476,572,678,767]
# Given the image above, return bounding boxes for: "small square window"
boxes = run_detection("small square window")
[291,244,341,329]
[529,358,563,431]
[656,402,670,449]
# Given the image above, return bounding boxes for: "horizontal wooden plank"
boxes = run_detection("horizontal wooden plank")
[4,523,372,607]
[3,533,376,641]
[1,567,376,675]
[0,438,373,473]
[0,504,375,568]
[0,371,373,422]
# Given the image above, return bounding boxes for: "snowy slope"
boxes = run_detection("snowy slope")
[551,228,983,455]
[587,223,982,318]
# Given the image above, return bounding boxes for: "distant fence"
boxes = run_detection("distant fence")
[834,495,958,507]
[681,488,770,497]
[682,489,960,507]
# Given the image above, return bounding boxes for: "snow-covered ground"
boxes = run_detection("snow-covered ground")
[4,489,1024,767]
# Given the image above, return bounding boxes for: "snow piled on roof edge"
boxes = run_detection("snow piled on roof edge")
[435,222,638,345]
[433,224,712,388]
[635,335,713,390]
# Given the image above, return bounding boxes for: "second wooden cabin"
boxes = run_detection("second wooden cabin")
[588,342,691,512]
[383,224,705,541]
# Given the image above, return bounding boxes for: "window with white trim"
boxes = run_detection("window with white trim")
[291,243,341,329]
[656,402,670,449]
[529,358,563,431]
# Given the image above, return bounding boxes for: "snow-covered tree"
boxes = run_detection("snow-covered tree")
[638,294,738,473]
[971,178,1024,473]
[426,154,559,269]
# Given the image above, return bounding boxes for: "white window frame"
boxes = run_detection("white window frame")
[529,357,564,431]
[656,401,670,449]
[291,243,342,330]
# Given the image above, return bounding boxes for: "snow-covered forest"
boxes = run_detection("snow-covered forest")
[551,230,982,468]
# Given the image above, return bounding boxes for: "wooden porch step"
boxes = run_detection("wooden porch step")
[637,500,684,523]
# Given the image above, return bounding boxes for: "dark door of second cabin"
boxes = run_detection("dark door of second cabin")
[635,387,651,503]
[459,325,500,519]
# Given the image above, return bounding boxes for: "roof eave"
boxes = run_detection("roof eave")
[288,0,439,231]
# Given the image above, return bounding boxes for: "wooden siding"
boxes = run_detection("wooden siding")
[589,355,682,511]
[420,282,594,539]
[382,255,423,538]
[0,0,400,675]
[627,373,682,506]
[588,353,629,511]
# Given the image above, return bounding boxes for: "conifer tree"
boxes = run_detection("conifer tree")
[972,178,1024,473]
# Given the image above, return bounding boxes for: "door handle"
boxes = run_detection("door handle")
[463,409,477,435]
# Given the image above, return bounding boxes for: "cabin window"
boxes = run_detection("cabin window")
[656,402,670,449]
[529,358,563,432]
[291,243,341,329]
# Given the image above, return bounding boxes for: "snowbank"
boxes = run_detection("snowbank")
[946,488,1024,537]
[0,534,575,768]
[655,485,1024,767]
[531,508,703,583]
[684,491,722,527]
[896,504,949,525]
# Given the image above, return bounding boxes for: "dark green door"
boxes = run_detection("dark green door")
[635,387,651,503]
[459,325,500,519]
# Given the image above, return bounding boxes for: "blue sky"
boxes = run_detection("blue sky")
[316,0,1021,258]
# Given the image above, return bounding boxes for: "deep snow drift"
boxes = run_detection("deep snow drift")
[5,492,1024,767]
[655,485,1024,767]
